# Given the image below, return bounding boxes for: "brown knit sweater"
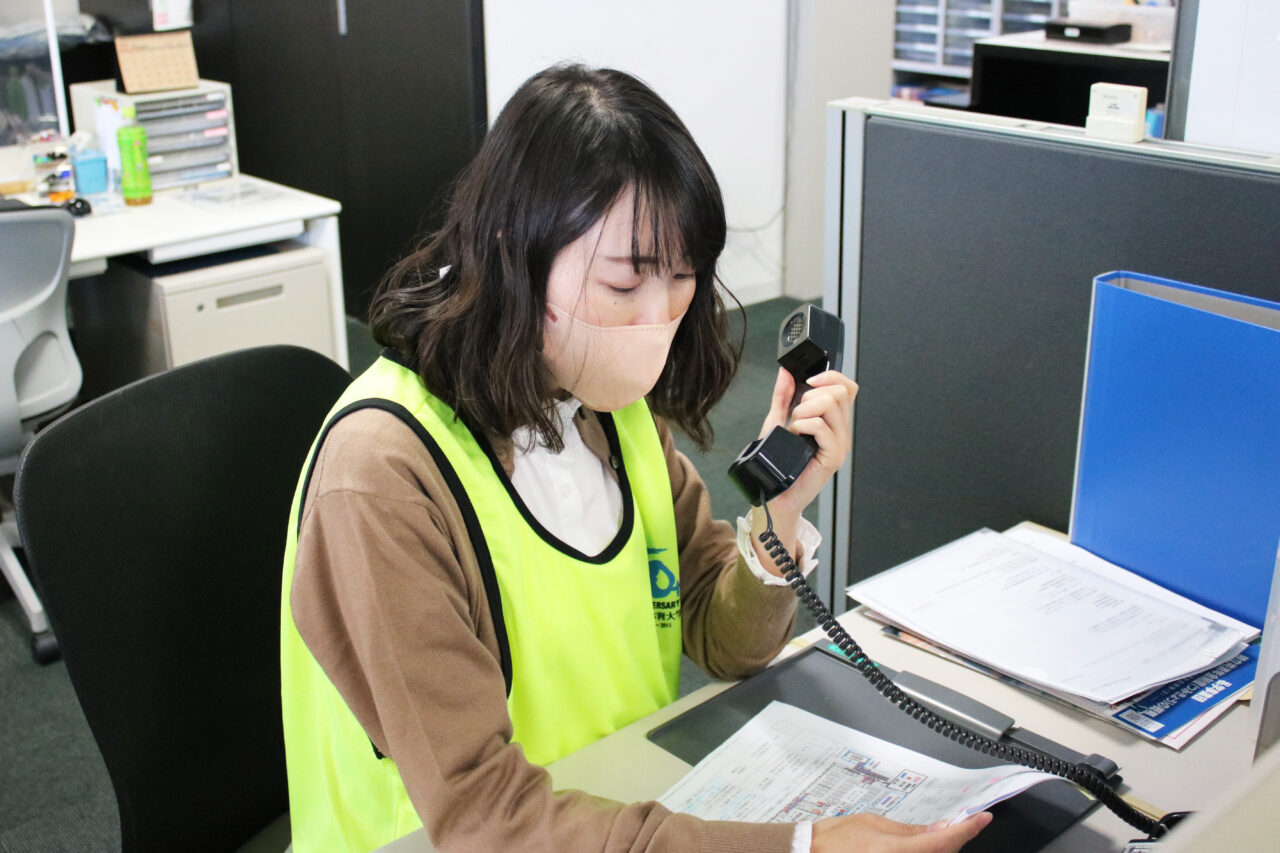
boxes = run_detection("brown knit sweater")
[290,404,800,852]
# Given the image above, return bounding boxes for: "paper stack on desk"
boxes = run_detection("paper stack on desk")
[847,527,1257,748]
[874,623,1256,750]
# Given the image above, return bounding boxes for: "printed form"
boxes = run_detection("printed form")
[847,529,1249,704]
[1001,527,1257,639]
[660,701,1057,826]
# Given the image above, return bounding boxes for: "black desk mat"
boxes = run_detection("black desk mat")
[648,646,1113,852]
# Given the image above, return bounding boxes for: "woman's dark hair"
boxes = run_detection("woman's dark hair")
[369,63,741,451]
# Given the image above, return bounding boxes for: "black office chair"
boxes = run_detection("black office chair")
[14,344,351,853]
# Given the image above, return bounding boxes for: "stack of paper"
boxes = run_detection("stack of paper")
[847,527,1257,747]
[877,623,1256,750]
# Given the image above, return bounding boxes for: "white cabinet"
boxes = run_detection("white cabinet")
[147,246,335,369]
[70,242,338,398]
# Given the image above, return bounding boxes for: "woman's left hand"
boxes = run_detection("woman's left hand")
[750,367,858,575]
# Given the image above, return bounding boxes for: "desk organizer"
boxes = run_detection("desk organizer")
[69,79,238,192]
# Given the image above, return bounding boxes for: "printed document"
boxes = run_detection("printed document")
[660,701,1057,826]
[846,529,1249,704]
[1002,526,1257,639]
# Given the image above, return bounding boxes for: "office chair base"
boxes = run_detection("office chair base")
[31,630,59,664]
[0,515,60,664]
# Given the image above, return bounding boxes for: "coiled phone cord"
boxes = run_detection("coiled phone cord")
[756,499,1165,838]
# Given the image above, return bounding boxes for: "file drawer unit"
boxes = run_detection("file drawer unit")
[69,79,238,191]
[70,244,337,398]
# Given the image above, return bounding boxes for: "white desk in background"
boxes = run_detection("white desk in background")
[33,173,349,371]
[975,29,1171,61]
[378,531,1264,852]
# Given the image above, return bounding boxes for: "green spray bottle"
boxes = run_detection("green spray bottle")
[117,105,152,205]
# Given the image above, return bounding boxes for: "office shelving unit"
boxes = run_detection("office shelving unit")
[894,0,1069,78]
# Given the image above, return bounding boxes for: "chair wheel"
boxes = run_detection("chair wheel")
[31,631,60,664]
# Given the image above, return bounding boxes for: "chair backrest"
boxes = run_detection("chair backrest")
[14,344,351,853]
[0,205,81,465]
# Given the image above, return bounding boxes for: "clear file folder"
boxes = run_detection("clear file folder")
[1070,271,1280,630]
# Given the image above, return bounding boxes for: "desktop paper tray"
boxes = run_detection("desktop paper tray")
[648,645,1114,853]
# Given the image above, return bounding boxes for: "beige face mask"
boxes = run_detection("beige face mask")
[543,303,686,412]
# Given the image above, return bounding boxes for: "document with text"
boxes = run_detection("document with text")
[659,701,1057,826]
[1001,527,1258,639]
[846,529,1250,704]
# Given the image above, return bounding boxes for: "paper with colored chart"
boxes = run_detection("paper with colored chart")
[660,701,1057,826]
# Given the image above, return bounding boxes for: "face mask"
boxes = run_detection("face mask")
[543,303,685,412]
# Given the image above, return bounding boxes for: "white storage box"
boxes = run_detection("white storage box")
[70,243,337,398]
[69,79,238,191]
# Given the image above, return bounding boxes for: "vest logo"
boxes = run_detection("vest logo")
[648,547,681,628]
[648,547,679,598]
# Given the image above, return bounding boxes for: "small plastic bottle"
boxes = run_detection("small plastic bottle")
[117,105,152,205]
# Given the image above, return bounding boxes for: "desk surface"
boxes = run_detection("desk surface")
[549,612,1255,853]
[976,30,1170,62]
[19,174,342,276]
[382,596,1259,852]
[69,175,340,269]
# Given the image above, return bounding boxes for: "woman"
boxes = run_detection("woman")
[280,64,990,853]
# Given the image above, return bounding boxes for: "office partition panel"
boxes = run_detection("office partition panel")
[822,101,1280,606]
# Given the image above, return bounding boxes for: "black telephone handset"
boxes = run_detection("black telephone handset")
[731,306,1177,842]
[728,304,845,506]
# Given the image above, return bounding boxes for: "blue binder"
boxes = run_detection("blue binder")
[1070,271,1280,629]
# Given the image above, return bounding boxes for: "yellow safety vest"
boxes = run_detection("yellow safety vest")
[280,353,682,852]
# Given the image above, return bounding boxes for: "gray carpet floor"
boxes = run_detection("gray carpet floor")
[0,296,813,850]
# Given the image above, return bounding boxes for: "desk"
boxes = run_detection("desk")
[566,616,1254,852]
[379,534,1259,851]
[969,30,1170,127]
[25,174,349,371]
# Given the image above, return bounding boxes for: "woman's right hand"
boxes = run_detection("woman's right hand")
[812,812,992,853]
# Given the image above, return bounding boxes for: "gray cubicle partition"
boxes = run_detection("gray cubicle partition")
[820,99,1280,608]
